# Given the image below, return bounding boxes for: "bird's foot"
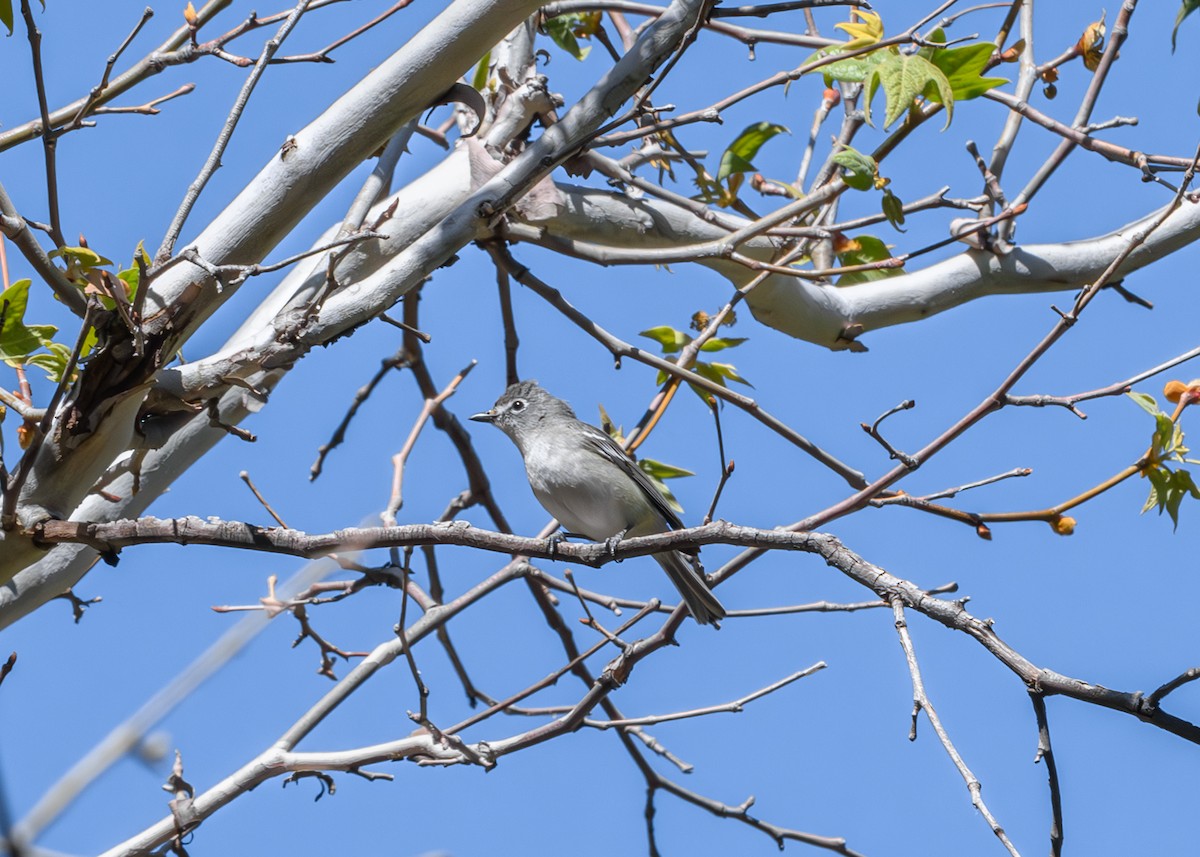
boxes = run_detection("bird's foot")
[546,531,568,558]
[603,529,629,562]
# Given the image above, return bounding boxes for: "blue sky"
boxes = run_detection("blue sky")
[2,2,1199,855]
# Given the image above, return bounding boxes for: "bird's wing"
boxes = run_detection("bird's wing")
[578,422,685,531]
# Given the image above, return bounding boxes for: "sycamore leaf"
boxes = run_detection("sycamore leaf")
[867,52,954,129]
[639,457,695,481]
[882,188,906,230]
[834,9,884,48]
[835,234,903,285]
[927,41,1008,101]
[640,325,690,353]
[699,337,747,352]
[831,146,878,190]
[1127,390,1163,417]
[0,280,58,364]
[695,361,752,388]
[819,46,890,85]
[543,14,591,60]
[638,459,686,513]
[717,122,789,182]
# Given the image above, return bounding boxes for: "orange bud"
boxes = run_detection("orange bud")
[1164,380,1188,403]
[823,88,841,107]
[183,2,198,25]
[1051,515,1076,536]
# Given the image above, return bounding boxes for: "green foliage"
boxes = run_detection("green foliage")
[817,13,1006,131]
[596,405,692,513]
[925,41,1008,102]
[1128,391,1200,530]
[542,12,598,61]
[472,50,492,91]
[830,146,879,191]
[716,122,789,182]
[835,234,902,285]
[1174,0,1200,52]
[0,280,57,365]
[0,0,12,35]
[866,52,953,129]
[881,188,906,230]
[640,324,752,403]
[638,457,694,513]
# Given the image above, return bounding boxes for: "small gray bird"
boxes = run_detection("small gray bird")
[471,381,725,625]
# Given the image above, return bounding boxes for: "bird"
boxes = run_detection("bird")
[470,380,726,625]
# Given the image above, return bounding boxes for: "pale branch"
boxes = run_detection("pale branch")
[872,468,1032,505]
[1003,344,1200,417]
[891,598,1021,857]
[586,661,826,728]
[382,360,477,525]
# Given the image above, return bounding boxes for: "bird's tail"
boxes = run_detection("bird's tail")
[654,550,726,626]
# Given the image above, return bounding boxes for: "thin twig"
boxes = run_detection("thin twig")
[891,598,1020,857]
[156,0,316,261]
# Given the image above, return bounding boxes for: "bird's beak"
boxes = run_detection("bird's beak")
[469,409,496,423]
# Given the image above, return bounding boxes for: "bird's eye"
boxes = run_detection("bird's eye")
[511,399,525,412]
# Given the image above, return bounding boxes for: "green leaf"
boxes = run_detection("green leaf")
[0,280,58,364]
[717,122,789,182]
[117,241,151,302]
[696,361,752,388]
[1174,0,1200,52]
[699,337,748,352]
[917,28,948,59]
[881,188,906,230]
[0,0,12,35]
[638,459,687,513]
[836,234,901,285]
[639,325,690,353]
[472,50,492,91]
[1153,413,1176,458]
[831,146,877,191]
[1142,468,1169,515]
[50,245,113,271]
[638,457,695,480]
[26,341,73,382]
[926,41,1007,102]
[1127,391,1163,417]
[866,52,954,129]
[543,14,591,61]
[819,46,889,85]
